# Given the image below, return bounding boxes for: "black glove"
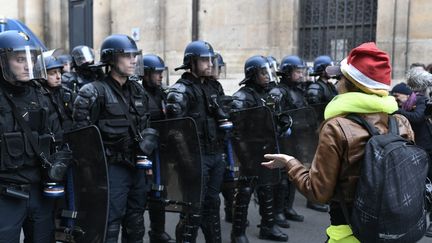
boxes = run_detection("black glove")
[138,128,159,156]
[46,144,73,182]
[277,113,293,138]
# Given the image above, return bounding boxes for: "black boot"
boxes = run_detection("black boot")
[284,180,304,222]
[222,187,234,223]
[201,199,222,243]
[121,211,145,243]
[148,201,175,243]
[257,185,288,242]
[306,200,329,212]
[231,186,253,243]
[175,212,200,243]
[273,180,290,228]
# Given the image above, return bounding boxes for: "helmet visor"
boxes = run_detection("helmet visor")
[211,55,227,79]
[261,62,274,81]
[72,46,95,66]
[0,46,46,82]
[269,60,279,83]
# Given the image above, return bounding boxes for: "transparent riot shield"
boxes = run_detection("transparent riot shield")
[230,106,280,185]
[56,125,108,243]
[150,117,203,212]
[278,107,319,164]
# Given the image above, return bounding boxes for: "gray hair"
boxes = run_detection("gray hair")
[406,68,432,93]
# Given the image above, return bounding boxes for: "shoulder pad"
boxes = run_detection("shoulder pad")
[169,82,188,93]
[233,90,247,100]
[78,83,99,98]
[62,72,78,83]
[177,78,194,86]
[269,87,283,97]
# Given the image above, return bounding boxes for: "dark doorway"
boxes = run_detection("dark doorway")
[69,0,93,49]
[299,0,377,62]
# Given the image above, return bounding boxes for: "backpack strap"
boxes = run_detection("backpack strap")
[388,115,399,135]
[346,114,399,136]
[345,114,380,136]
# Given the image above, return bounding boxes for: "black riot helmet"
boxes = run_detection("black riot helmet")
[136,54,169,87]
[239,55,273,86]
[44,55,64,71]
[99,34,142,65]
[143,54,166,72]
[174,40,215,72]
[71,45,95,68]
[312,55,333,76]
[213,52,227,79]
[277,55,306,76]
[0,30,47,84]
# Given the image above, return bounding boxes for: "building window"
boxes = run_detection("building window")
[299,0,377,62]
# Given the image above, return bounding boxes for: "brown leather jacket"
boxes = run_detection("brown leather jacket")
[287,113,414,206]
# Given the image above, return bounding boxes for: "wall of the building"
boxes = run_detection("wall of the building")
[1,0,432,81]
[376,0,432,81]
[92,0,299,77]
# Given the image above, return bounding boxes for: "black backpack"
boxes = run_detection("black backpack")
[342,114,429,243]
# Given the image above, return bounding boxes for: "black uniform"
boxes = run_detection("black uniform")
[0,80,63,243]
[143,81,177,243]
[166,72,225,243]
[306,78,337,105]
[45,85,75,132]
[231,82,289,242]
[73,75,150,242]
[269,81,309,221]
[62,67,103,94]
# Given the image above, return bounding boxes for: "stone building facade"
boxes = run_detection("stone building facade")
[0,0,431,81]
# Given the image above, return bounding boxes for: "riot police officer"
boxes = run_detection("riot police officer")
[270,55,329,214]
[306,55,338,105]
[230,55,288,243]
[40,52,75,131]
[73,34,155,243]
[269,55,309,222]
[62,45,104,94]
[138,54,175,243]
[166,40,225,243]
[0,30,70,242]
[57,54,73,73]
[303,55,335,213]
[210,52,236,224]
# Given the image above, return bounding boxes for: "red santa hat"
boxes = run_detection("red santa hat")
[327,42,392,96]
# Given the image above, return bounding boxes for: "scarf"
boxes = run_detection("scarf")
[324,92,398,120]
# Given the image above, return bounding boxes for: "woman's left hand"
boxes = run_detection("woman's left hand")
[262,154,296,170]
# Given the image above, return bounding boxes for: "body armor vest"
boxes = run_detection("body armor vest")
[176,75,223,154]
[0,82,56,184]
[275,83,308,110]
[91,78,149,165]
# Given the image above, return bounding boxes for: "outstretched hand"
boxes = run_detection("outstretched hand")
[261,154,295,170]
